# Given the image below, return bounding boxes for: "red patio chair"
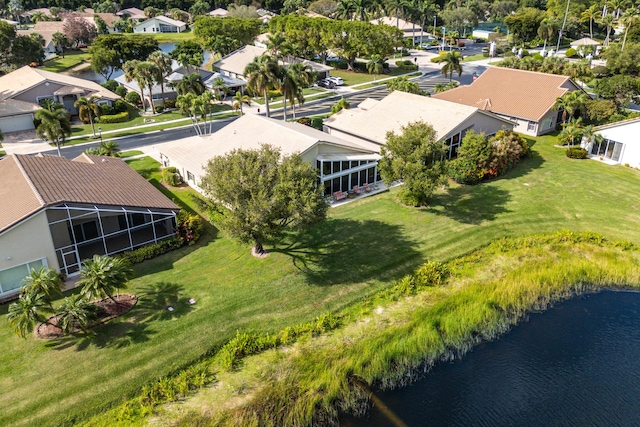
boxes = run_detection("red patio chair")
[363,183,372,192]
[353,185,361,195]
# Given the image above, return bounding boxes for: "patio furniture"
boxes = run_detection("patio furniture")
[353,185,361,195]
[333,191,347,202]
[363,183,372,192]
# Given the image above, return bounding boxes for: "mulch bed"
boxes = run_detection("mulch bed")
[34,294,138,339]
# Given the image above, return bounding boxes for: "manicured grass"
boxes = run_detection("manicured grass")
[70,110,186,136]
[40,51,91,72]
[5,134,640,426]
[462,53,488,62]
[120,150,144,157]
[124,32,196,43]
[330,67,410,86]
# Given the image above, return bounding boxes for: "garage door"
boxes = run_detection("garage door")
[0,114,35,133]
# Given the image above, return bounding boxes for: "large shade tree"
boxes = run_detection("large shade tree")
[35,108,72,156]
[378,121,448,206]
[200,145,327,256]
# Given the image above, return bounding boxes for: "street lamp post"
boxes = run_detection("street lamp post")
[98,127,102,144]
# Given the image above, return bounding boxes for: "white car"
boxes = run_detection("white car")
[327,76,344,86]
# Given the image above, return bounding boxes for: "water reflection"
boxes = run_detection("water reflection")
[342,291,640,427]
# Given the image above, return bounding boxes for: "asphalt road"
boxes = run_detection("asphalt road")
[47,66,488,159]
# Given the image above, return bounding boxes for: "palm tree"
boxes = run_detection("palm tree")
[352,0,372,20]
[607,0,627,19]
[176,93,202,135]
[336,0,356,19]
[387,0,410,29]
[440,51,463,82]
[367,54,386,81]
[244,54,281,118]
[416,0,439,47]
[266,32,287,59]
[35,108,71,156]
[581,5,599,40]
[599,14,616,47]
[558,117,584,146]
[78,255,133,304]
[57,295,97,334]
[123,60,145,110]
[29,11,47,23]
[232,91,252,115]
[74,96,101,137]
[211,77,228,103]
[331,97,351,114]
[554,91,589,123]
[7,291,54,338]
[177,52,203,74]
[620,7,639,52]
[21,267,63,299]
[87,140,121,157]
[134,61,161,113]
[175,73,206,96]
[580,124,604,151]
[148,51,173,107]
[279,65,300,121]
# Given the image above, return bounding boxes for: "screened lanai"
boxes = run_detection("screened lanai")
[316,153,381,196]
[46,203,177,277]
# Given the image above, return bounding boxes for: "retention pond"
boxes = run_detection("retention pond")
[341,290,640,427]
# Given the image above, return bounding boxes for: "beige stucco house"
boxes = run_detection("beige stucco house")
[432,67,585,136]
[323,90,515,159]
[0,154,179,300]
[155,114,379,197]
[0,66,120,133]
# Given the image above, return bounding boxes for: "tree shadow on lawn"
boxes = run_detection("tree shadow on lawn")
[47,282,193,350]
[426,184,512,225]
[270,219,422,287]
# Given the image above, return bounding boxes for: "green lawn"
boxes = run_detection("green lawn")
[4,134,640,426]
[123,32,196,43]
[330,67,411,86]
[462,53,488,62]
[40,50,91,72]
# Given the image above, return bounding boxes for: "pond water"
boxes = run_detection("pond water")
[70,42,211,83]
[341,290,640,427]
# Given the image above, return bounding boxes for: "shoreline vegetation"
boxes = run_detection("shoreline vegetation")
[84,231,640,426]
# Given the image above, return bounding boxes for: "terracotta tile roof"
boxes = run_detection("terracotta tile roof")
[0,154,179,234]
[432,67,583,121]
[33,21,65,32]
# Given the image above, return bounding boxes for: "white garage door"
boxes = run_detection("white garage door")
[0,114,35,133]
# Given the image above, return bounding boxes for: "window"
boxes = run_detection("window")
[0,259,45,295]
[187,171,195,182]
[342,161,349,170]
[542,118,553,130]
[332,161,341,174]
[527,121,536,132]
[323,161,331,176]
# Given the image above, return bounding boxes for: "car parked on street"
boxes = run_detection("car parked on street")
[317,79,336,89]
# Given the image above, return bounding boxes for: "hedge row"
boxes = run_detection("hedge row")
[99,111,130,124]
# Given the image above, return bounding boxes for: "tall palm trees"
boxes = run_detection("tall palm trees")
[211,77,228,103]
[148,51,173,107]
[280,66,301,121]
[554,91,589,124]
[599,13,616,47]
[74,96,101,137]
[245,54,281,118]
[123,60,145,109]
[440,51,463,82]
[135,61,161,113]
[620,7,639,52]
[581,5,599,40]
[35,108,71,156]
[175,73,206,96]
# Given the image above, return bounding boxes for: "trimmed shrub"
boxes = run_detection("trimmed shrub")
[565,47,577,58]
[162,166,182,186]
[353,61,367,72]
[98,111,129,123]
[115,86,127,97]
[328,60,348,69]
[125,91,141,106]
[176,210,204,245]
[164,99,176,109]
[448,157,485,184]
[114,99,128,112]
[395,60,418,70]
[566,147,588,159]
[101,79,118,92]
[296,117,312,126]
[100,104,115,115]
[311,117,323,130]
[117,237,184,265]
[155,105,165,114]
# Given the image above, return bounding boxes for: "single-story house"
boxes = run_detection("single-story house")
[116,7,146,20]
[323,90,515,158]
[16,29,57,58]
[155,113,380,197]
[115,60,246,106]
[582,117,640,166]
[370,16,428,42]
[0,153,179,300]
[432,67,585,136]
[209,8,228,16]
[134,16,187,33]
[0,18,18,27]
[213,44,333,81]
[0,66,120,133]
[32,20,65,33]
[571,37,600,48]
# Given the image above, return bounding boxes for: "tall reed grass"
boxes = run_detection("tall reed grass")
[167,231,640,426]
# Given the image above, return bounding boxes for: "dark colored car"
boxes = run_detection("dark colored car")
[317,79,336,89]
